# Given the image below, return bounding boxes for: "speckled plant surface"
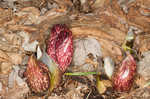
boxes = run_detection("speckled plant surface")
[0,0,150,99]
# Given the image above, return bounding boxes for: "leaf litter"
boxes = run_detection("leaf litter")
[0,0,150,99]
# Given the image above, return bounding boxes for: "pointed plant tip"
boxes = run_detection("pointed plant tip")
[24,54,51,95]
[112,54,136,92]
[46,24,73,72]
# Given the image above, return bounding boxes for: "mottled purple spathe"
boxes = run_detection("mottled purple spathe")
[24,55,50,95]
[47,24,73,72]
[113,54,136,92]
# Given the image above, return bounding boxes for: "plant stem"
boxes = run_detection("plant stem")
[65,72,97,76]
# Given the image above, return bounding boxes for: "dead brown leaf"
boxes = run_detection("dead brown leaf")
[0,50,10,62]
[0,62,12,74]
[7,53,24,65]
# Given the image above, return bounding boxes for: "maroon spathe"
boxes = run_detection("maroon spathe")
[113,54,136,91]
[24,55,50,95]
[47,24,73,72]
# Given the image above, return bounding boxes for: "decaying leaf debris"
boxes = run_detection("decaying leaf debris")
[0,0,150,99]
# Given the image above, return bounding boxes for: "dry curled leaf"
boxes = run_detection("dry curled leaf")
[3,84,29,99]
[2,33,22,46]
[19,31,39,52]
[138,51,150,81]
[70,37,102,72]
[71,26,123,63]
[15,7,40,25]
[0,50,10,62]
[7,53,23,65]
[0,40,20,52]
[0,62,12,74]
[135,34,150,53]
